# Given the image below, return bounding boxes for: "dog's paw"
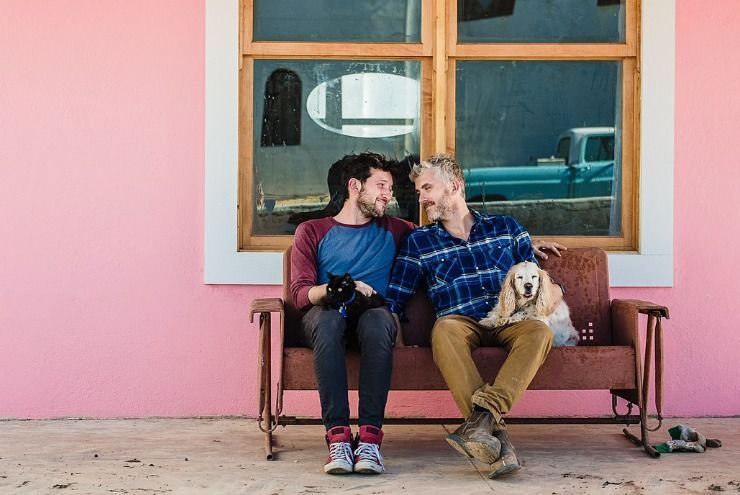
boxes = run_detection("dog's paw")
[479,317,497,328]
[507,313,525,323]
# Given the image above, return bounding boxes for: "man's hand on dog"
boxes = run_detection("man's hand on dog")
[533,240,567,260]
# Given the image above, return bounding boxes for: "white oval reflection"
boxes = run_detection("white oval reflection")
[306,73,419,138]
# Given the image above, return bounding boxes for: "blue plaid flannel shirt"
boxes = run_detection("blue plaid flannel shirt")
[386,211,536,321]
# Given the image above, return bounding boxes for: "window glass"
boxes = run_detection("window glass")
[253,0,421,42]
[456,60,622,236]
[457,0,624,43]
[252,60,421,236]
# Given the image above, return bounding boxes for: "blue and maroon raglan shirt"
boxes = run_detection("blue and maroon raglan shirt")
[291,216,415,311]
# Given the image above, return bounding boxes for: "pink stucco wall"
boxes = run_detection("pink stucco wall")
[1,0,738,419]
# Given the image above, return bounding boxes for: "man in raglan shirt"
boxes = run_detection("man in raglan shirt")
[291,152,414,475]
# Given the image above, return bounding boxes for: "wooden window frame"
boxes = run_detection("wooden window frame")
[239,0,641,252]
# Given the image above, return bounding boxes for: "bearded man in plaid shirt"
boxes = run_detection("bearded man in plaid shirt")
[386,154,564,479]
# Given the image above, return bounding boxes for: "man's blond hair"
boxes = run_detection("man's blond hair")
[410,153,466,197]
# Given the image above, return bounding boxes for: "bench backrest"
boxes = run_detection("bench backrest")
[282,246,612,347]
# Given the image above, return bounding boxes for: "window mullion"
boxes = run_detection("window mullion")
[432,0,449,154]
[453,44,635,60]
[247,42,427,58]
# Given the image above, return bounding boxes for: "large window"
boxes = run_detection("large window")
[239,0,639,251]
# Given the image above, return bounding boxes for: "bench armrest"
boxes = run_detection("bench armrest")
[612,299,669,319]
[611,298,669,420]
[250,297,284,323]
[611,299,668,346]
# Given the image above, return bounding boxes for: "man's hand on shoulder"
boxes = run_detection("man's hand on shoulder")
[533,240,567,260]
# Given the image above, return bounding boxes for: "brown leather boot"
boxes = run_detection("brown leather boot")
[446,409,501,464]
[488,427,521,479]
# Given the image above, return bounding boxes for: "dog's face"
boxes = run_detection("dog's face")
[510,261,542,303]
[496,261,559,319]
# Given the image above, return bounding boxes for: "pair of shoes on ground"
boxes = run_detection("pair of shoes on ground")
[324,425,385,475]
[446,406,521,479]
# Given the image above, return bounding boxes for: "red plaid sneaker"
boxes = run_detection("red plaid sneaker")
[353,425,385,474]
[324,426,353,474]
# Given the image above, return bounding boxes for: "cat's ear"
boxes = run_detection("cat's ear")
[343,273,352,280]
[327,272,336,279]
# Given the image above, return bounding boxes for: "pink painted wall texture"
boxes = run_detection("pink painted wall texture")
[1,0,738,419]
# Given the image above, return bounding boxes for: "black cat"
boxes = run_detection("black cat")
[325,272,385,320]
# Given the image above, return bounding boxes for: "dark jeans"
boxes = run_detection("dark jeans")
[301,305,397,430]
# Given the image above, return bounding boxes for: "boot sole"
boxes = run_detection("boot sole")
[446,434,474,459]
[446,434,501,464]
[488,454,521,479]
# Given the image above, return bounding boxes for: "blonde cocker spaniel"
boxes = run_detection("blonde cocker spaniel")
[479,261,579,347]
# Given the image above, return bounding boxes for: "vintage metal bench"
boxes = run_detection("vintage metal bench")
[250,247,668,460]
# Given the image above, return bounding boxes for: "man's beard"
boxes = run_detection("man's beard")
[357,190,385,218]
[426,192,454,222]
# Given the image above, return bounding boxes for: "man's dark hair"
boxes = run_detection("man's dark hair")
[339,152,395,201]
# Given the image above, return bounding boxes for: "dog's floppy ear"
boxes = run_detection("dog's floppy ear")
[535,268,561,315]
[497,268,518,318]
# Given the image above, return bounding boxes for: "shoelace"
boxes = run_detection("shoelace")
[328,441,353,465]
[354,442,383,466]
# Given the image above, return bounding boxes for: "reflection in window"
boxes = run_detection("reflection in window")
[584,135,615,162]
[253,0,421,43]
[456,60,620,236]
[306,73,419,139]
[458,0,624,43]
[459,0,516,22]
[252,60,421,236]
[261,69,302,147]
[556,137,571,163]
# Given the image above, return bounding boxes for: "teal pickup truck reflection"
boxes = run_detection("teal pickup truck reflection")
[464,127,615,202]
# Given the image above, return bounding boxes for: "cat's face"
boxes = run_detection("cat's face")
[326,272,356,304]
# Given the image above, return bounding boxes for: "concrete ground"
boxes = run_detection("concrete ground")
[0,418,737,494]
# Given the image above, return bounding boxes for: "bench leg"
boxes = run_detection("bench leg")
[264,429,274,461]
[262,379,274,461]
[640,419,660,458]
[258,312,276,460]
[622,312,661,458]
[622,406,660,457]
[623,427,641,446]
